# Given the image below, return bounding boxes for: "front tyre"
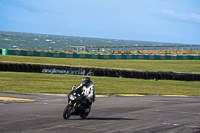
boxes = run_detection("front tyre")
[63,104,72,119]
[80,106,91,119]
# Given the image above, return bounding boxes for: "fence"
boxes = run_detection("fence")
[2,49,200,60]
[1,62,200,81]
[70,45,199,53]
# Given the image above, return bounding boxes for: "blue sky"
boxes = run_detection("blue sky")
[0,0,200,44]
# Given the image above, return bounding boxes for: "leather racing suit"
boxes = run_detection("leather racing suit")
[75,81,95,103]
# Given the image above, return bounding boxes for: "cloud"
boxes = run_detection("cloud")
[162,9,200,23]
[1,0,41,13]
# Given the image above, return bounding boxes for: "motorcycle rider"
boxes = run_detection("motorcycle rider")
[75,77,95,107]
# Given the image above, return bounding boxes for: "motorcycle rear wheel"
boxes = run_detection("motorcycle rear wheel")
[80,106,91,119]
[63,104,72,119]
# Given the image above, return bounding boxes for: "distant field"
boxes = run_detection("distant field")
[1,55,200,73]
[0,72,200,96]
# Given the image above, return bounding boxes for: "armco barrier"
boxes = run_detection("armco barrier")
[2,49,200,60]
[0,62,200,81]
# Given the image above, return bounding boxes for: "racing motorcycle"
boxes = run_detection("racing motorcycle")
[63,85,91,119]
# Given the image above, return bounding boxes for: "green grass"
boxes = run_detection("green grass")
[1,55,200,73]
[1,55,200,96]
[0,72,200,96]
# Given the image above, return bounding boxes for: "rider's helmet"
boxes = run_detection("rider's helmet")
[82,77,91,86]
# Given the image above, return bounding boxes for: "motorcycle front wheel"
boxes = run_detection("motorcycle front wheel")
[63,104,73,119]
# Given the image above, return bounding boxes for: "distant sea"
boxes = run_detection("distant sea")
[0,31,196,52]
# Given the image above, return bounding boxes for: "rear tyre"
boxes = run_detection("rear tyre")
[63,104,72,119]
[80,106,91,119]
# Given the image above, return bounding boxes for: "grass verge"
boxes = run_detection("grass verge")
[0,72,200,96]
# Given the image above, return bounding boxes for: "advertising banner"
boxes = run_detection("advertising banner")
[41,67,94,76]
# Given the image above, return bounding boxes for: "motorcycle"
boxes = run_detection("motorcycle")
[63,85,91,119]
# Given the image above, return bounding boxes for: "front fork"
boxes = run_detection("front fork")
[69,101,77,107]
[69,101,76,113]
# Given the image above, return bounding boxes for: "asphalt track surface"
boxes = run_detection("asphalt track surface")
[0,91,200,133]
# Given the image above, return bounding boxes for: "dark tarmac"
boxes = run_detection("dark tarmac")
[0,91,200,133]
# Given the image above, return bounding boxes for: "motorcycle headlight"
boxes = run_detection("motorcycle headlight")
[69,94,76,100]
